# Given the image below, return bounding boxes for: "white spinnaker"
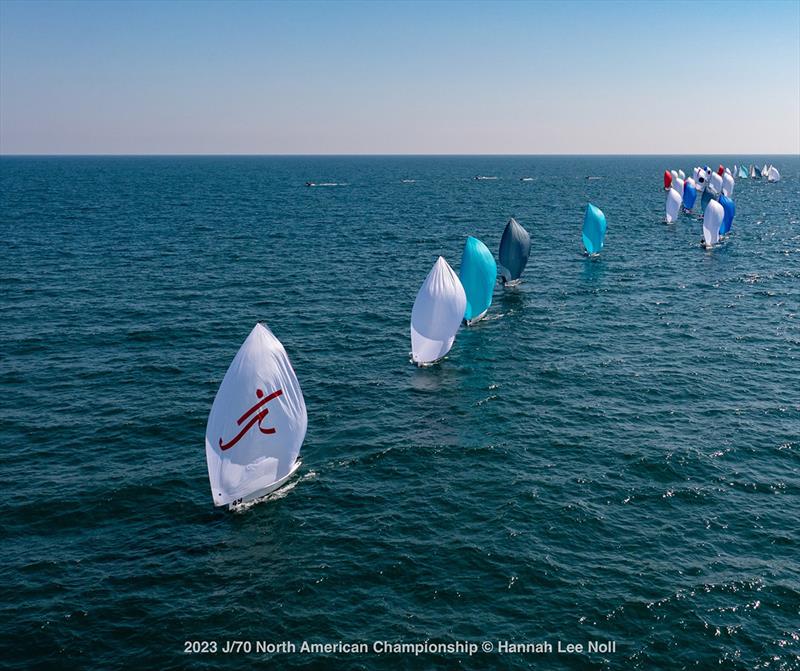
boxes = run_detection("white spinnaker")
[703,200,723,247]
[411,256,467,365]
[767,166,781,182]
[673,177,684,198]
[205,323,307,507]
[722,172,735,197]
[670,170,679,184]
[665,187,682,223]
[709,172,723,196]
[678,169,685,180]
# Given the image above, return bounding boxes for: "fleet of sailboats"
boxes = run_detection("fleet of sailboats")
[205,160,783,508]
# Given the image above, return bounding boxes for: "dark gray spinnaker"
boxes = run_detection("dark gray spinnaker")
[498,218,531,284]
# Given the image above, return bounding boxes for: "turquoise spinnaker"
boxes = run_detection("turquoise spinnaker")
[582,204,607,255]
[459,236,497,323]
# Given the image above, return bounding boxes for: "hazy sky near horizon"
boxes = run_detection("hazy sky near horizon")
[1,0,798,155]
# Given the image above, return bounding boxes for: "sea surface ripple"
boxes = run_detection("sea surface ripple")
[1,156,798,670]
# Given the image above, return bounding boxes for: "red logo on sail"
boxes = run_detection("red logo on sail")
[219,388,283,451]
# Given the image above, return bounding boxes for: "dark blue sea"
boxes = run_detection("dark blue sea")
[1,156,798,670]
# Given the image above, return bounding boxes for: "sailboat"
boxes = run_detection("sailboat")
[738,165,748,179]
[459,236,497,325]
[410,256,466,365]
[767,166,780,182]
[665,187,681,223]
[708,171,723,196]
[582,204,607,256]
[702,200,724,248]
[682,178,697,211]
[722,172,735,197]
[719,195,735,236]
[205,324,307,509]
[498,218,531,286]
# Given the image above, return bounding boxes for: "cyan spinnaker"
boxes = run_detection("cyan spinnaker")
[582,204,607,255]
[738,165,748,179]
[703,200,723,247]
[683,178,697,210]
[665,188,681,223]
[459,236,497,324]
[498,217,531,285]
[719,195,735,235]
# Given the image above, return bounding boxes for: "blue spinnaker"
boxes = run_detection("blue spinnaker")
[498,218,531,283]
[582,204,607,255]
[459,236,497,322]
[719,195,735,235]
[683,181,697,210]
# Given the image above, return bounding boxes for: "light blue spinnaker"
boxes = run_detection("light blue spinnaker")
[738,165,748,179]
[582,204,607,255]
[459,236,497,324]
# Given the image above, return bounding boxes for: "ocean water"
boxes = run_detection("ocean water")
[1,155,798,670]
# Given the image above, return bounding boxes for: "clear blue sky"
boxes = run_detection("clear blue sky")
[1,0,798,154]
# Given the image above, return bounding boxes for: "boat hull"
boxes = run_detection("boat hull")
[465,309,488,326]
[228,459,302,510]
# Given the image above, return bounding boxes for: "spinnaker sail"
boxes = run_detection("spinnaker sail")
[683,178,697,210]
[767,166,781,182]
[582,204,607,255]
[719,195,735,236]
[703,200,723,247]
[666,187,682,222]
[498,217,531,285]
[460,236,497,324]
[722,172,735,197]
[206,323,307,508]
[411,257,466,365]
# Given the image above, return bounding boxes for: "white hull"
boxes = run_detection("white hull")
[465,310,488,326]
[229,459,302,510]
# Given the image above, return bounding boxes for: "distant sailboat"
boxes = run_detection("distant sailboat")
[702,200,724,248]
[700,188,713,214]
[767,166,781,182]
[682,178,697,211]
[708,171,723,196]
[498,217,531,286]
[582,204,607,255]
[459,236,497,325]
[738,165,748,179]
[719,195,735,236]
[722,172,735,197]
[410,257,466,366]
[665,187,682,223]
[205,324,307,509]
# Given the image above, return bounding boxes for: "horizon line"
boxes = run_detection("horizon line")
[1,152,797,158]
